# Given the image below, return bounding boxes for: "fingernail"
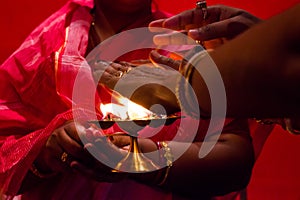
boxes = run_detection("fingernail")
[189,29,200,38]
[70,160,76,167]
[149,26,164,33]
[84,143,93,149]
[153,35,169,45]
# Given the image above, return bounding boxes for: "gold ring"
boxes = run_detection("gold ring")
[115,71,123,78]
[126,66,132,73]
[61,152,68,163]
[196,0,207,20]
[196,40,202,45]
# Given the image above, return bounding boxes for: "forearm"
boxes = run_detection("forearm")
[134,132,254,198]
[192,4,300,118]
[165,135,254,197]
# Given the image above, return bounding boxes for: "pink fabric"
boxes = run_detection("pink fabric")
[0,0,91,196]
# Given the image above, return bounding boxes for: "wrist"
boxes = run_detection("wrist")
[177,50,211,118]
[130,140,173,187]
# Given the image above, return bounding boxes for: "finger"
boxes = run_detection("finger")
[110,62,124,71]
[44,138,70,172]
[225,16,254,38]
[148,19,167,32]
[161,9,205,30]
[92,60,112,70]
[84,142,111,163]
[93,70,104,83]
[111,62,132,76]
[188,16,250,41]
[95,62,123,87]
[84,142,122,167]
[99,72,118,89]
[93,138,125,160]
[59,151,75,167]
[104,65,119,76]
[64,122,85,143]
[55,125,92,163]
[149,51,181,70]
[127,59,150,66]
[150,5,244,33]
[160,5,229,31]
[93,61,118,77]
[153,31,197,45]
[109,134,131,148]
[103,63,129,79]
[84,125,105,142]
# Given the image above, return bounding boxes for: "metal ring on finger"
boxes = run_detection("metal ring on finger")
[115,71,124,78]
[125,66,132,73]
[61,152,68,163]
[196,0,207,20]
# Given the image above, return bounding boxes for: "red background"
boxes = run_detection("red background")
[1,0,300,199]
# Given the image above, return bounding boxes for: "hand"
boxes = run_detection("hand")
[149,44,206,73]
[72,130,130,182]
[91,59,181,115]
[149,5,261,45]
[72,132,161,182]
[149,51,181,70]
[35,121,93,174]
[91,60,132,89]
[72,131,129,182]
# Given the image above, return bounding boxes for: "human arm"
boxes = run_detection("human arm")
[188,4,300,118]
[135,119,254,198]
[149,4,300,118]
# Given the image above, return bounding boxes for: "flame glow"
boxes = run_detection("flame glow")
[100,96,154,120]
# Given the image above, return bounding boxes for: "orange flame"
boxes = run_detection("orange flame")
[100,92,154,120]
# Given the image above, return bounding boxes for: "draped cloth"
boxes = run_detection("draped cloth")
[0,0,271,199]
[0,0,93,197]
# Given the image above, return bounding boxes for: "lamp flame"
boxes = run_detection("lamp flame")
[100,95,155,121]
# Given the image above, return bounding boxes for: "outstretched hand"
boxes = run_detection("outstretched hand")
[149,5,261,45]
